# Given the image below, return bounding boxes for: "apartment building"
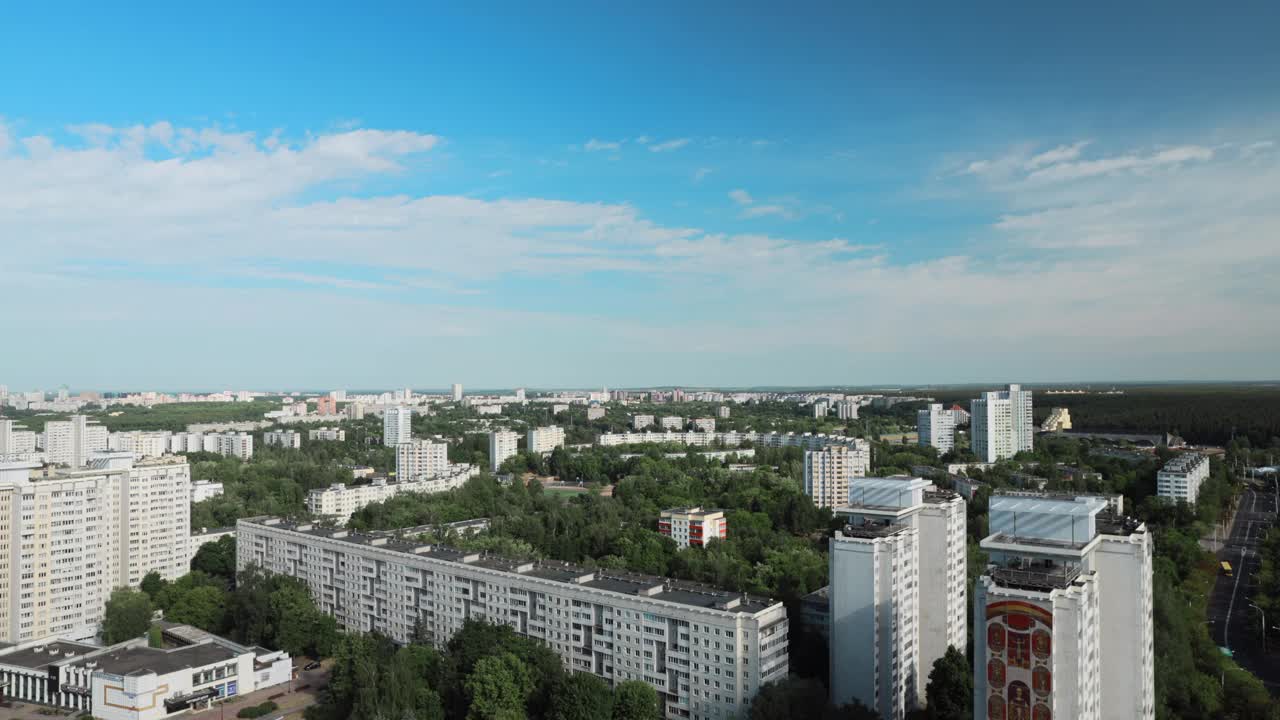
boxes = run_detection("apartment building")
[633,415,655,430]
[658,507,728,549]
[812,401,828,419]
[970,384,1034,463]
[526,426,566,454]
[451,384,464,402]
[658,416,683,431]
[166,432,253,460]
[315,396,337,415]
[717,406,731,419]
[835,401,859,421]
[383,406,412,447]
[489,430,519,472]
[1157,453,1210,504]
[0,419,38,458]
[0,454,191,643]
[41,415,108,467]
[803,445,871,509]
[306,467,479,523]
[396,439,449,480]
[691,418,716,433]
[107,431,171,459]
[587,406,606,421]
[238,517,790,719]
[308,426,346,442]
[345,402,365,420]
[917,403,956,453]
[262,430,302,449]
[830,478,966,717]
[600,431,872,455]
[972,495,1153,720]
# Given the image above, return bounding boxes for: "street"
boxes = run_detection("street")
[1206,484,1280,693]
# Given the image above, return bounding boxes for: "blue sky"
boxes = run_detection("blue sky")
[2,2,1279,390]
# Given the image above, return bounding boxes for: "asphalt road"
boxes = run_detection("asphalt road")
[1207,483,1280,693]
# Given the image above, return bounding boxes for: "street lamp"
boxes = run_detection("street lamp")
[1248,603,1267,654]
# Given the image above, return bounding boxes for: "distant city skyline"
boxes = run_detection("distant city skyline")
[3,4,1278,387]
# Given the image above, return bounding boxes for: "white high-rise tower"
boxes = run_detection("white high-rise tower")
[917,403,956,453]
[970,384,1033,463]
[383,406,412,447]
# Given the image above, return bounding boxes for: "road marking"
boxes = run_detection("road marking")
[1223,494,1254,650]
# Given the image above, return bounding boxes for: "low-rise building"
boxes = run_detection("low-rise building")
[658,507,728,549]
[587,406,606,420]
[1040,407,1072,432]
[0,626,291,720]
[191,480,224,503]
[306,466,480,523]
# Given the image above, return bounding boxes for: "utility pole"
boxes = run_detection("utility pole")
[1249,603,1267,655]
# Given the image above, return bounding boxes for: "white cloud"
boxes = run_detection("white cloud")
[1025,141,1091,169]
[583,138,621,152]
[693,167,713,182]
[634,135,651,144]
[649,138,690,153]
[1025,144,1212,182]
[2,121,1278,387]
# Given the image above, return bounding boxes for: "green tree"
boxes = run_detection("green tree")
[140,571,167,599]
[167,585,228,631]
[148,624,164,648]
[611,680,661,720]
[548,672,613,720]
[925,646,972,720]
[102,588,153,644]
[464,653,532,720]
[191,536,237,582]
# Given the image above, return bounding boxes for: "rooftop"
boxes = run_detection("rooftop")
[0,640,100,670]
[836,521,911,540]
[243,517,777,615]
[78,641,240,678]
[1160,453,1207,473]
[989,564,1083,591]
[989,495,1107,517]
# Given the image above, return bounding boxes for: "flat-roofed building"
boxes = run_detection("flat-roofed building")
[238,517,790,720]
[489,430,519,472]
[973,494,1153,720]
[658,507,727,549]
[1156,453,1209,504]
[526,426,565,454]
[262,430,301,449]
[803,445,871,509]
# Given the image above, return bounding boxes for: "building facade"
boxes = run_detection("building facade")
[972,495,1153,720]
[658,507,728,549]
[308,426,346,442]
[970,385,1034,463]
[452,383,463,402]
[42,415,108,467]
[263,430,302,449]
[830,478,966,718]
[692,418,716,433]
[526,426,566,454]
[238,517,790,720]
[1156,453,1210,504]
[489,430,519,472]
[0,419,38,458]
[633,415,655,430]
[917,403,956,453]
[305,466,479,523]
[803,445,871,509]
[0,454,191,643]
[396,439,449,480]
[383,406,413,447]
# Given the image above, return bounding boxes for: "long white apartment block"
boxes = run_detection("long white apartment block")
[803,445,871,509]
[396,439,449,480]
[970,384,1034,463]
[41,415,109,467]
[830,477,966,718]
[917,403,956,453]
[238,517,790,719]
[262,430,301,449]
[167,432,253,460]
[526,425,565,454]
[383,406,412,447]
[307,426,346,442]
[489,430,519,472]
[973,494,1153,720]
[107,431,171,459]
[1156,453,1209,504]
[306,466,479,523]
[599,430,872,455]
[0,454,191,644]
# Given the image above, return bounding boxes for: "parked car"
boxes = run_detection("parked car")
[303,661,321,670]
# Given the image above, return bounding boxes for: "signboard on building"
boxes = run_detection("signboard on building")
[985,600,1053,720]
